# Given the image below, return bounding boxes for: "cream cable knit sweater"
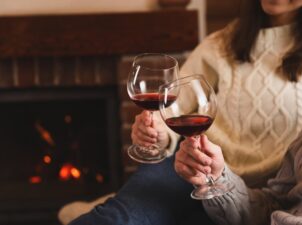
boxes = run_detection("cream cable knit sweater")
[161,22,302,187]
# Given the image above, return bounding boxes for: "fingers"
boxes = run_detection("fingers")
[175,150,211,175]
[180,138,212,167]
[174,137,214,186]
[131,111,161,147]
[140,110,152,126]
[174,160,207,186]
[200,134,222,157]
[175,135,225,185]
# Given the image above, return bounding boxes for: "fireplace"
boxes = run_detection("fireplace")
[0,9,198,225]
[0,87,121,225]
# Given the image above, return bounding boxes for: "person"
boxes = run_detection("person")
[179,132,302,225]
[69,0,302,224]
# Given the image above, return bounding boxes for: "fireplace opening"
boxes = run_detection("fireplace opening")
[0,87,122,225]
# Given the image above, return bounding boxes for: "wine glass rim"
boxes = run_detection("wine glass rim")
[133,53,179,71]
[159,74,209,90]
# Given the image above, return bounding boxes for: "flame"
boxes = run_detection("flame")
[71,167,81,179]
[43,155,52,164]
[29,176,42,184]
[59,164,72,180]
[59,163,81,181]
[35,122,55,146]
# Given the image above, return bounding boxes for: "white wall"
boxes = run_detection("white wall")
[0,0,157,15]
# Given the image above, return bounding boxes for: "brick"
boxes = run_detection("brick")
[54,57,76,86]
[118,83,131,102]
[38,57,55,86]
[95,57,117,86]
[76,56,96,86]
[17,58,35,87]
[117,57,133,81]
[0,59,14,88]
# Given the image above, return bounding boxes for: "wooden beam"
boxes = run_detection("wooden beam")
[0,10,199,58]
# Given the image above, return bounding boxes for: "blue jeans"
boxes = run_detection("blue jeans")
[69,155,214,225]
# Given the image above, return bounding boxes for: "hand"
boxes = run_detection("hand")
[131,110,169,150]
[174,134,224,186]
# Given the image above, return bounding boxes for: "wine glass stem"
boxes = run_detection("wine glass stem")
[194,135,215,186]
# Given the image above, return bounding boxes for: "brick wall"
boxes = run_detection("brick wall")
[0,56,116,87]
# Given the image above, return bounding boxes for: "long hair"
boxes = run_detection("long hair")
[229,0,302,82]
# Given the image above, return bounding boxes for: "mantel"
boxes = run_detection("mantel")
[0,9,198,58]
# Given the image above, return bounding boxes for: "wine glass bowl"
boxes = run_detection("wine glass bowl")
[159,74,234,199]
[127,53,179,163]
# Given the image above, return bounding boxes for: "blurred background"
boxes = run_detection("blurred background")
[0,0,239,224]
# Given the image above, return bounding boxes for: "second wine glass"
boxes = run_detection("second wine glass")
[159,74,234,199]
[127,53,179,163]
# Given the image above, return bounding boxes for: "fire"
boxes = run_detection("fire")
[71,167,81,179]
[59,163,81,181]
[35,122,55,146]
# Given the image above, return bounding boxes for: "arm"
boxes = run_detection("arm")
[133,26,230,155]
[202,165,281,225]
[174,134,299,225]
[202,140,301,225]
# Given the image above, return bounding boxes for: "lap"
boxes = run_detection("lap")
[70,155,214,225]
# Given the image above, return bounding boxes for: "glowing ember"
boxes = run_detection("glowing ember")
[71,167,81,179]
[29,176,42,184]
[43,155,52,164]
[59,163,72,180]
[59,163,81,181]
[35,122,55,146]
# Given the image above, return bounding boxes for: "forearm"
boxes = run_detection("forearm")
[202,166,280,225]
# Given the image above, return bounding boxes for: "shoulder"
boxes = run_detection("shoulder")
[193,20,237,58]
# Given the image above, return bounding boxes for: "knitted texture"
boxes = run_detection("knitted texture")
[170,23,302,186]
[202,130,302,225]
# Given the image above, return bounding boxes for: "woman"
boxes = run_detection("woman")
[174,0,302,224]
[69,0,302,224]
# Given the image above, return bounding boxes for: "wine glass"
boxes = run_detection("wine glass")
[159,74,234,199]
[127,53,179,163]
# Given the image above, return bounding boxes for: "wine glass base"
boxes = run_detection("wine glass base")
[191,179,235,200]
[128,144,167,164]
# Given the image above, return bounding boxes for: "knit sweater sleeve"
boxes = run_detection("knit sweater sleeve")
[202,165,281,225]
[202,133,302,225]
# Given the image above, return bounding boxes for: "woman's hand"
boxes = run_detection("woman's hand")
[174,135,225,186]
[131,110,169,150]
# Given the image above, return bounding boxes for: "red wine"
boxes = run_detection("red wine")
[165,115,213,137]
[131,93,176,111]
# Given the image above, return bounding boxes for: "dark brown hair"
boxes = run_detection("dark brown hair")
[230,0,302,82]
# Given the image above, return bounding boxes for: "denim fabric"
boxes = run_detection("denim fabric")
[69,155,214,225]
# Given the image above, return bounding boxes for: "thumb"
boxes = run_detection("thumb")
[200,134,216,157]
[142,110,152,126]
